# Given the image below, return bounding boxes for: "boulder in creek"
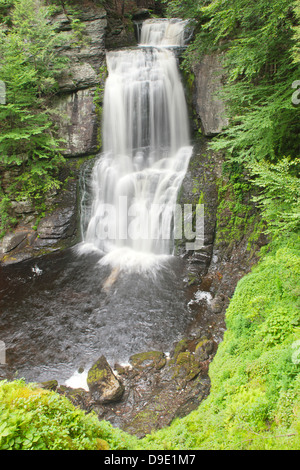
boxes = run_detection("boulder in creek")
[129,350,167,371]
[87,356,124,404]
[210,294,226,314]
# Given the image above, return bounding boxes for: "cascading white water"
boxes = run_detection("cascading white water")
[139,18,189,47]
[79,19,193,272]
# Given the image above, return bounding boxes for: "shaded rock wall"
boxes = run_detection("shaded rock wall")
[51,5,107,157]
[52,89,99,157]
[192,54,228,136]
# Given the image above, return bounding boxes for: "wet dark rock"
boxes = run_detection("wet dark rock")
[0,161,84,265]
[0,365,16,382]
[172,351,202,382]
[178,138,222,286]
[105,10,136,50]
[57,385,93,410]
[10,200,34,215]
[129,351,167,371]
[38,380,58,391]
[132,9,151,21]
[1,231,28,254]
[36,208,75,243]
[211,295,225,314]
[195,338,215,361]
[13,326,213,440]
[172,338,190,360]
[87,355,125,404]
[74,328,218,438]
[57,63,99,93]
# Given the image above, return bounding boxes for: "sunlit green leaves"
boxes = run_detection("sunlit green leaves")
[0,380,138,450]
[250,158,300,236]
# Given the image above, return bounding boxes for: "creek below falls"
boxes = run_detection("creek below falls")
[0,248,194,387]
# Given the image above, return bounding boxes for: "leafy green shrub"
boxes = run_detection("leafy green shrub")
[0,380,137,450]
[249,158,300,237]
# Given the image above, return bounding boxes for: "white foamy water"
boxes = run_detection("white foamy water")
[65,370,89,391]
[140,18,189,47]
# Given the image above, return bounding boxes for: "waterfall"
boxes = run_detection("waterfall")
[79,19,193,272]
[139,18,189,47]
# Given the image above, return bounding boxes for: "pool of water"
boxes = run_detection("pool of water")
[0,247,193,386]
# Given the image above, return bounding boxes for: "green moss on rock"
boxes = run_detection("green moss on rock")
[87,356,124,404]
[129,351,166,370]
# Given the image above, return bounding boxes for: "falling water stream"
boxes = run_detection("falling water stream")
[79,18,193,272]
[0,19,195,389]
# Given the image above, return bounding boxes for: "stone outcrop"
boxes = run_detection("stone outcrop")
[105,9,137,49]
[58,63,99,93]
[0,170,79,264]
[193,54,229,136]
[177,137,223,285]
[87,355,125,404]
[53,7,107,73]
[52,89,99,157]
[39,327,217,438]
[51,6,107,157]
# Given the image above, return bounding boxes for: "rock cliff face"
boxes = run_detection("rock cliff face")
[192,54,229,136]
[52,89,99,158]
[50,5,107,158]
